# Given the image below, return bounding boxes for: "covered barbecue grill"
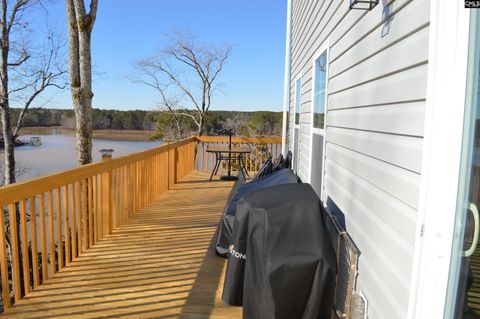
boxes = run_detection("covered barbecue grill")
[215,168,299,256]
[222,183,337,319]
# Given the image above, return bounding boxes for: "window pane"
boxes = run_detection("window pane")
[295,78,301,124]
[313,50,327,129]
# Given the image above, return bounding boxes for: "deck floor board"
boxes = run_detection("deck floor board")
[1,172,242,319]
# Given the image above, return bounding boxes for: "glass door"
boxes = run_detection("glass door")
[446,10,480,319]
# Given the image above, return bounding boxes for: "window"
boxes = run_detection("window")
[313,50,328,129]
[295,77,301,125]
[309,42,329,196]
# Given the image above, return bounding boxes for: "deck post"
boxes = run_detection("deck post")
[168,145,177,190]
[101,151,113,235]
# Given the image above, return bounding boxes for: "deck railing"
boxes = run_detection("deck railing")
[0,135,281,311]
[195,136,282,175]
[0,137,196,311]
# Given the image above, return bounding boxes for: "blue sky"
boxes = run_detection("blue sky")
[34,0,287,112]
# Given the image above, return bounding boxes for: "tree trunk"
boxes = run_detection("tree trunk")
[72,89,92,165]
[197,116,204,136]
[66,0,97,166]
[0,35,15,184]
[1,109,15,184]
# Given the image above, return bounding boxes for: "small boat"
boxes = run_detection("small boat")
[29,136,42,146]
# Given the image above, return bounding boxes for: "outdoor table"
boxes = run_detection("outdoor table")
[206,147,252,181]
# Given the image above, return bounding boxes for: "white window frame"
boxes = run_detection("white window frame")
[308,39,329,196]
[291,72,302,172]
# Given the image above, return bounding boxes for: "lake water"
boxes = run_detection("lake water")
[1,128,161,181]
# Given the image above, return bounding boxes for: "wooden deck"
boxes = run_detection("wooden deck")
[1,172,242,319]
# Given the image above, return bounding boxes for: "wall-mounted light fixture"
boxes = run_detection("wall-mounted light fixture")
[349,0,379,10]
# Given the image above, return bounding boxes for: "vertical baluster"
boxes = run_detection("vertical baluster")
[88,177,93,248]
[82,180,88,250]
[143,160,147,206]
[201,142,204,170]
[120,167,124,223]
[112,169,118,229]
[260,144,264,168]
[19,200,31,294]
[158,153,163,194]
[101,164,112,236]
[93,175,98,244]
[70,183,77,259]
[98,174,103,239]
[125,166,129,219]
[133,162,137,214]
[8,203,21,302]
[249,144,252,174]
[0,207,11,309]
[138,162,142,209]
[147,160,151,202]
[63,186,70,266]
[152,157,156,199]
[39,194,48,282]
[47,192,55,275]
[154,156,157,195]
[208,143,212,172]
[129,164,132,213]
[150,158,153,201]
[55,189,63,270]
[136,162,140,209]
[75,182,82,255]
[116,169,120,228]
[130,163,134,216]
[120,166,125,224]
[29,197,39,288]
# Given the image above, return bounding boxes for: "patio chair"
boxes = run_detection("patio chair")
[254,156,273,179]
[284,150,292,169]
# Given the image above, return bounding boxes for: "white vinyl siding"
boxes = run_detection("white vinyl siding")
[287,0,430,318]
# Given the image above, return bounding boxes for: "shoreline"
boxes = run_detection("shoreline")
[19,127,157,142]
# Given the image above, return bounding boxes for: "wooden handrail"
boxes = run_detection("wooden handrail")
[0,137,196,206]
[195,135,282,144]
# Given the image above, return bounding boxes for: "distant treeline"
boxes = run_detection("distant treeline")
[6,108,283,137]
[9,108,157,130]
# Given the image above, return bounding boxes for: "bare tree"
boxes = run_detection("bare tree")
[65,0,98,165]
[0,1,67,185]
[133,32,231,137]
[129,66,186,139]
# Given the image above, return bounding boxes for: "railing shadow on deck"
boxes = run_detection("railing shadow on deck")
[178,230,231,318]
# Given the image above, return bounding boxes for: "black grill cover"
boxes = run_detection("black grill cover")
[222,183,337,319]
[215,169,298,256]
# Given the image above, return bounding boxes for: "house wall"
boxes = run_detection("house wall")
[287,0,430,318]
